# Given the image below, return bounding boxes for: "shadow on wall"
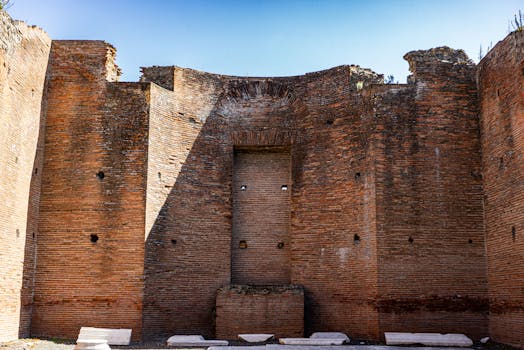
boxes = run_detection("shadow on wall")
[142,75,308,339]
[19,63,49,338]
[143,110,232,339]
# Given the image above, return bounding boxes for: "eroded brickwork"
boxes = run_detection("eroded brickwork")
[479,31,524,348]
[0,12,50,342]
[216,285,304,339]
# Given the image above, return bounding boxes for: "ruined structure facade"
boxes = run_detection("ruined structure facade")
[0,10,523,348]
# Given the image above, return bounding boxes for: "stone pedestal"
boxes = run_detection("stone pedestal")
[216,285,304,339]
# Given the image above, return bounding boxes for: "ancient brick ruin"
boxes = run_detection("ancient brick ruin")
[0,10,523,348]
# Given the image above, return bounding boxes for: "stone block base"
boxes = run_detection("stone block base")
[216,285,304,339]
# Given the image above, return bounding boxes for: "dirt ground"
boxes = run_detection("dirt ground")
[0,338,521,350]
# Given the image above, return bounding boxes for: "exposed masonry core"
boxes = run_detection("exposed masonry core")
[0,8,523,349]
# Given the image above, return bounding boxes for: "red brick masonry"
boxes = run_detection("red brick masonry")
[0,9,523,348]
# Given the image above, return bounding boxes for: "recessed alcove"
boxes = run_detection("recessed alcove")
[231,147,291,285]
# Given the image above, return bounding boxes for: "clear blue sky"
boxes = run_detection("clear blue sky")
[8,0,522,82]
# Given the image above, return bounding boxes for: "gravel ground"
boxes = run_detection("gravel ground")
[0,338,193,350]
[0,339,74,350]
[0,338,274,350]
[0,338,520,350]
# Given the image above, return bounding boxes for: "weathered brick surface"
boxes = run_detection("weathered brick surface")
[478,30,524,348]
[1,9,523,347]
[0,11,50,342]
[216,285,304,339]
[373,48,488,339]
[31,41,148,341]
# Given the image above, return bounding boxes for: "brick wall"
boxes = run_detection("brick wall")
[142,70,231,339]
[232,149,291,285]
[291,67,382,339]
[31,41,148,340]
[141,66,383,339]
[1,12,522,345]
[140,35,521,346]
[0,11,50,342]
[373,48,488,339]
[479,30,524,348]
[216,285,304,339]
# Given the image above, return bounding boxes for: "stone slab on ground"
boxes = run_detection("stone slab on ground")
[78,327,132,346]
[167,335,228,347]
[384,333,473,347]
[279,339,346,345]
[239,334,274,343]
[74,339,110,350]
[310,333,349,343]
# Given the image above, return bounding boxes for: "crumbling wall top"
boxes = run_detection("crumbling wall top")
[105,44,121,82]
[403,46,474,83]
[1,10,50,53]
[0,10,22,51]
[404,46,473,66]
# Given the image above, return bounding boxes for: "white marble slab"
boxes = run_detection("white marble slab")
[167,335,229,347]
[279,338,346,345]
[384,333,473,347]
[239,334,274,342]
[78,327,132,346]
[310,333,349,343]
